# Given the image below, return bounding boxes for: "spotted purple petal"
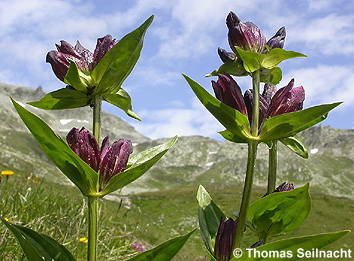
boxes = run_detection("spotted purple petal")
[274,182,295,192]
[91,35,117,70]
[267,27,286,49]
[218,47,235,63]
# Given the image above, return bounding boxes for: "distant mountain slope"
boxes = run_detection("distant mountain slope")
[1,83,353,199]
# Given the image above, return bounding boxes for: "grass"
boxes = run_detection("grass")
[0,171,353,260]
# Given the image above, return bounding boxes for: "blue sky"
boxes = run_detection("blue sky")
[1,0,354,139]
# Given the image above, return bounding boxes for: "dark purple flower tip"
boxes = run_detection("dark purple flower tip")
[66,127,100,171]
[266,26,286,49]
[218,47,235,63]
[99,139,133,183]
[66,128,133,187]
[91,35,117,70]
[274,182,295,192]
[244,89,269,125]
[227,12,266,53]
[212,74,248,115]
[250,240,265,248]
[131,242,145,252]
[47,35,117,82]
[214,217,237,261]
[267,79,305,117]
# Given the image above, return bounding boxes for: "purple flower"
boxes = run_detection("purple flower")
[66,127,132,187]
[274,182,295,192]
[266,79,305,117]
[131,242,145,252]
[212,74,248,115]
[214,217,237,261]
[218,47,236,63]
[47,35,117,81]
[212,76,305,129]
[266,27,286,49]
[226,12,266,53]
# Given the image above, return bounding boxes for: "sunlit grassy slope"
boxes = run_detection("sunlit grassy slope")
[0,171,353,260]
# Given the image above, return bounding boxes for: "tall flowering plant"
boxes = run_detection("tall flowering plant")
[1,16,194,261]
[184,11,349,260]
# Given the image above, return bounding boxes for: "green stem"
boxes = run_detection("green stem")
[88,196,98,261]
[234,70,260,248]
[267,141,278,194]
[87,96,101,261]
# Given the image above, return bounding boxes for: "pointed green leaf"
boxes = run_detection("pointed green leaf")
[127,230,195,261]
[261,48,307,69]
[260,102,341,141]
[206,60,248,77]
[92,15,154,95]
[197,185,225,257]
[103,88,140,120]
[1,218,76,261]
[280,136,308,158]
[183,74,252,141]
[232,230,350,261]
[64,61,90,92]
[218,130,248,143]
[247,184,311,237]
[100,136,177,196]
[12,99,99,196]
[28,88,90,110]
[260,67,282,85]
[235,47,263,73]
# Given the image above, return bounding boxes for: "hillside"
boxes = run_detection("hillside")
[0,82,353,199]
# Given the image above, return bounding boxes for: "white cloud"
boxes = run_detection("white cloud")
[133,97,222,139]
[283,65,354,108]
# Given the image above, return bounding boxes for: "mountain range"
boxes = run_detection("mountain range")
[1,82,353,199]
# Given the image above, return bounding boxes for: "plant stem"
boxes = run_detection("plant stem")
[267,141,277,194]
[88,96,101,261]
[88,196,98,261]
[92,96,102,143]
[234,70,260,248]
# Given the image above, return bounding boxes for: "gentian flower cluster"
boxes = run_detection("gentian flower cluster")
[212,74,305,127]
[47,35,117,82]
[66,127,132,188]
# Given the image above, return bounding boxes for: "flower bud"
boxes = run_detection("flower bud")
[47,35,117,82]
[267,27,286,49]
[66,127,132,188]
[244,89,269,124]
[267,79,305,117]
[226,12,266,53]
[212,74,248,115]
[214,218,237,261]
[274,182,295,192]
[218,47,235,63]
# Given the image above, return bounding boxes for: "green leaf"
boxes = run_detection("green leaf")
[218,130,248,143]
[235,47,263,73]
[92,15,154,95]
[260,67,282,85]
[64,61,90,92]
[182,74,252,141]
[261,48,307,69]
[232,230,350,261]
[28,88,90,110]
[280,136,308,158]
[100,136,177,196]
[12,99,99,196]
[197,185,225,257]
[103,88,140,120]
[247,184,311,237]
[260,102,341,141]
[1,217,76,261]
[127,230,195,261]
[205,60,248,77]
